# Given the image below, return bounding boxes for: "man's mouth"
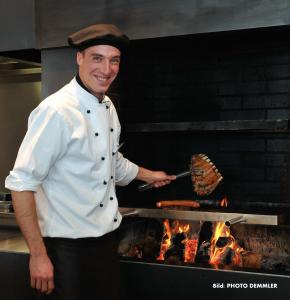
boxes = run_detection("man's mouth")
[95,75,110,82]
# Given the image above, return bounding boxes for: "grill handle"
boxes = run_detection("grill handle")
[138,170,190,191]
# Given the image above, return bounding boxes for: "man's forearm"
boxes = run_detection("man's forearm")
[11,191,46,256]
[11,191,54,294]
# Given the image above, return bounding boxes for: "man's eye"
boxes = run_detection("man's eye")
[111,59,120,65]
[94,56,102,62]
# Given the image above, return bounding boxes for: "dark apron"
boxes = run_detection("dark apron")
[39,230,120,300]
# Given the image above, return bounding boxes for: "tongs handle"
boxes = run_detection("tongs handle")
[138,170,190,191]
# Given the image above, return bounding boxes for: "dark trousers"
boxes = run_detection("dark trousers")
[39,231,120,300]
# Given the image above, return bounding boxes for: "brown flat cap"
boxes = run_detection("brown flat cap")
[68,24,129,53]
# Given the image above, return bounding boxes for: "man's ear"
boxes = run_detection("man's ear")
[76,51,84,66]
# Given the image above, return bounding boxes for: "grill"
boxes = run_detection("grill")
[115,26,290,299]
[117,208,290,299]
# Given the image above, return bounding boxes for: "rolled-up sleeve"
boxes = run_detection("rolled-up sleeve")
[115,151,139,186]
[5,105,70,192]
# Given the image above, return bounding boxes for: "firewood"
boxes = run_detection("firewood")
[241,251,262,269]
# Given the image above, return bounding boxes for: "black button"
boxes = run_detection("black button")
[106,106,109,109]
[114,218,117,222]
[101,157,105,161]
[95,133,99,136]
[112,152,115,156]
[103,181,107,185]
[100,203,103,207]
[87,110,90,114]
[110,197,113,200]
[110,128,114,132]
[111,176,113,179]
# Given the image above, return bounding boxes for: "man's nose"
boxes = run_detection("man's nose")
[100,60,110,74]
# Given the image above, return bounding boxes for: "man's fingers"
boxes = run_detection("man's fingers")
[31,276,54,295]
[35,278,42,291]
[46,279,55,295]
[154,181,170,188]
[30,277,36,289]
[41,280,48,294]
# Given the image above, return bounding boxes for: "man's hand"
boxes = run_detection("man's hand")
[30,253,54,295]
[136,167,176,188]
[11,191,54,295]
[149,171,176,188]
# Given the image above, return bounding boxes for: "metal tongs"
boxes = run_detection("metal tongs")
[138,170,190,191]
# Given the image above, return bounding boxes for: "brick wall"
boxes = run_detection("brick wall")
[117,26,290,207]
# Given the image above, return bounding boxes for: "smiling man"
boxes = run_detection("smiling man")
[5,24,175,300]
[77,45,120,98]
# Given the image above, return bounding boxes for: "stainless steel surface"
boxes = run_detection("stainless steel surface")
[119,207,285,226]
[0,212,18,227]
[225,216,246,227]
[0,228,28,253]
[0,201,12,213]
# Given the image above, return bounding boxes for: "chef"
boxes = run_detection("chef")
[5,24,175,300]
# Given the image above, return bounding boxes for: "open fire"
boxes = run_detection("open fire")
[156,218,244,267]
[118,195,290,273]
[156,219,198,263]
[209,221,244,267]
[156,196,244,267]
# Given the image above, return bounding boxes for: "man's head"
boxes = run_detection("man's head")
[68,24,129,99]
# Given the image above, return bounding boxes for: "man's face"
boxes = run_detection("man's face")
[77,45,121,99]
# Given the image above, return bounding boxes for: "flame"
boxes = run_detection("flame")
[220,196,228,207]
[157,196,244,267]
[208,196,244,267]
[157,219,172,260]
[157,219,198,263]
[209,221,244,267]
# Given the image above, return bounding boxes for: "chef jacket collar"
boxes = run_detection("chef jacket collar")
[75,73,110,105]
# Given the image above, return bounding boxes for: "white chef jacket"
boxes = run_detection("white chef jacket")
[5,77,139,238]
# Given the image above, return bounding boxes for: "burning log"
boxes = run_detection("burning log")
[196,241,211,263]
[195,222,213,264]
[127,244,142,258]
[208,222,244,267]
[219,247,235,265]
[142,235,161,260]
[215,236,233,248]
[164,232,186,265]
[241,252,262,269]
[157,219,199,265]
